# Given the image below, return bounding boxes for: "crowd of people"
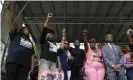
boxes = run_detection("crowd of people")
[3,1,133,80]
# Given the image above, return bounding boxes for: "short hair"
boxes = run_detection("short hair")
[105,34,113,39]
[47,29,54,34]
[89,38,96,43]
[71,40,78,43]
[74,40,79,42]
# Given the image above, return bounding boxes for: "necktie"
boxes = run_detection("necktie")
[111,44,116,51]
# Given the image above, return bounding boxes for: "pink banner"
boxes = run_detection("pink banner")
[38,68,64,80]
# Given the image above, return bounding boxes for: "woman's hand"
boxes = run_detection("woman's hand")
[4,1,11,15]
[4,1,10,10]
[58,66,62,72]
[126,29,132,35]
[47,13,53,19]
[71,56,74,61]
[82,29,88,35]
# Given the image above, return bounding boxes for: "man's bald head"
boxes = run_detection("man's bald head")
[105,34,113,43]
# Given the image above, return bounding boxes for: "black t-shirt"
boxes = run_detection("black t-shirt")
[40,27,58,62]
[69,47,85,65]
[129,44,133,52]
[6,31,35,68]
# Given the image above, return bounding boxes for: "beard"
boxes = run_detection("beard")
[107,37,113,42]
[107,40,113,43]
[75,45,79,48]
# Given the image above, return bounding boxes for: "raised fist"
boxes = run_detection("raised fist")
[62,28,66,36]
[47,13,53,18]
[127,29,133,35]
[82,29,87,35]
[4,1,10,10]
[4,1,11,14]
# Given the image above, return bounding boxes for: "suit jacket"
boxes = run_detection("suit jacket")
[102,44,124,72]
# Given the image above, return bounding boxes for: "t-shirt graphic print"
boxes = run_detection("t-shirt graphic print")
[20,37,32,49]
[40,27,58,62]
[6,31,34,67]
[48,41,57,53]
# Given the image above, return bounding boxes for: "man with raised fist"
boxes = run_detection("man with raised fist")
[38,13,59,80]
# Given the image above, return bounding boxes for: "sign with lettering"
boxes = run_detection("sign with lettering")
[38,68,64,80]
